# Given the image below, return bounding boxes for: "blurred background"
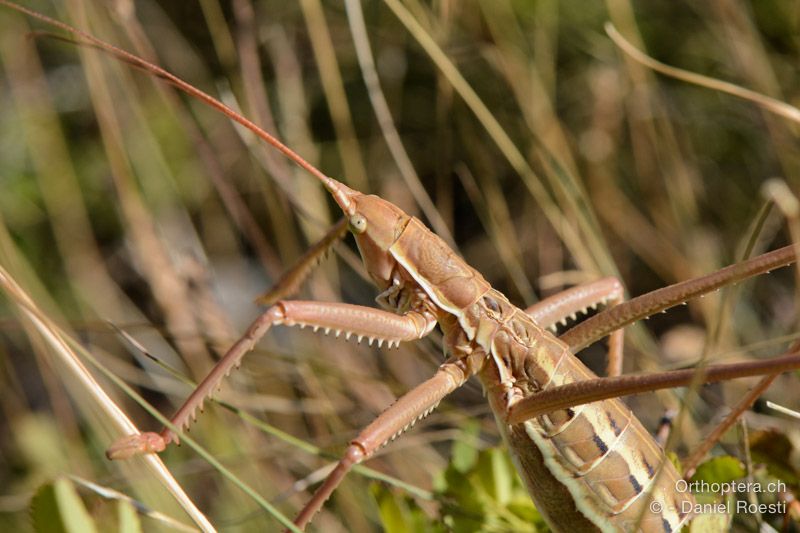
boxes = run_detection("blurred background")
[0,0,799,531]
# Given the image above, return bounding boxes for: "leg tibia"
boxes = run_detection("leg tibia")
[107,301,437,460]
[507,344,800,424]
[526,277,623,329]
[257,217,348,306]
[293,362,467,529]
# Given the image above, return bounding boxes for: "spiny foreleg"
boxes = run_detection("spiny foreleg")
[107,301,437,459]
[257,217,348,306]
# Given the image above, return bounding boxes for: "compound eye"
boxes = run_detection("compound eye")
[349,214,367,234]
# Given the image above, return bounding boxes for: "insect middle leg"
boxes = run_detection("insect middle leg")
[293,360,468,529]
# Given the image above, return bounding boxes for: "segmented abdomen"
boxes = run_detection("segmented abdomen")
[484,305,694,532]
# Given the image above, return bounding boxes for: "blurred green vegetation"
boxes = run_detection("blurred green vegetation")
[1,0,800,531]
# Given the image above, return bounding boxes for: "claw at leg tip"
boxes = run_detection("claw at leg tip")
[106,432,166,460]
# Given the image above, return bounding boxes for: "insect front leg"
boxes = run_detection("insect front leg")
[256,217,349,306]
[526,276,625,376]
[293,361,468,530]
[106,301,437,460]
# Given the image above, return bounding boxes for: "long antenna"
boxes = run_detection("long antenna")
[0,0,348,197]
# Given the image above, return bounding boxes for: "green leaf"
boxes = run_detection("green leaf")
[371,484,407,533]
[371,484,444,533]
[506,497,541,525]
[749,430,800,486]
[687,506,731,533]
[116,499,141,533]
[451,420,481,474]
[435,443,543,532]
[441,464,486,516]
[30,478,98,533]
[476,448,512,506]
[666,451,684,476]
[691,456,746,486]
[30,482,60,533]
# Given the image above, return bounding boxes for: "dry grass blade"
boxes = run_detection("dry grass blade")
[0,262,305,532]
[382,0,601,274]
[344,0,457,250]
[2,1,800,531]
[0,265,214,532]
[766,401,800,421]
[68,475,198,533]
[606,22,800,125]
